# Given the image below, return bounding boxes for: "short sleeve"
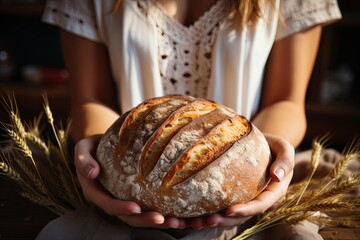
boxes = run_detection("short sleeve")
[42,0,102,42]
[276,0,342,40]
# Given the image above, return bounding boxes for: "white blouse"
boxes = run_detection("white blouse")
[42,0,341,119]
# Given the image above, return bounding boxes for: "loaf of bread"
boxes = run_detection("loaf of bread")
[96,95,272,218]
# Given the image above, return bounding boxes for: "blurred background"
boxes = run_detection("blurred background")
[1,0,359,150]
[0,0,359,239]
[303,0,360,151]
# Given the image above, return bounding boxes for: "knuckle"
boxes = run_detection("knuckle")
[258,206,267,215]
[73,155,82,168]
[257,201,269,214]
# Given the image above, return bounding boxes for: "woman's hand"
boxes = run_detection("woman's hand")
[74,135,187,229]
[188,134,295,229]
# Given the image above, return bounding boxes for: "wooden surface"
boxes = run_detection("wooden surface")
[320,228,360,240]
[1,179,359,239]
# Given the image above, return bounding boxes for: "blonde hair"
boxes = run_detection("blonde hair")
[235,0,272,28]
[112,0,273,28]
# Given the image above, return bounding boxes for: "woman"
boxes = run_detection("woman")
[38,0,341,239]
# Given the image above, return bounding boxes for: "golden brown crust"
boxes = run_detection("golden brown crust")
[139,99,220,178]
[96,96,272,217]
[96,111,128,182]
[152,108,235,178]
[163,115,251,187]
[114,96,194,171]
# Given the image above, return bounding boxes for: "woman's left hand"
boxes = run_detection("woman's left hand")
[188,134,295,229]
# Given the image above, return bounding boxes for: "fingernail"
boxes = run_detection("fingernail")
[85,166,94,178]
[274,168,285,181]
[169,223,179,229]
[227,212,236,217]
[130,208,141,214]
[154,217,165,225]
[209,223,218,227]
[179,224,186,229]
[154,220,165,225]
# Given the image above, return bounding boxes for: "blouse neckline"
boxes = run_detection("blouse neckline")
[152,0,224,30]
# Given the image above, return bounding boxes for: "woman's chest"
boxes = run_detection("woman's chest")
[155,0,219,26]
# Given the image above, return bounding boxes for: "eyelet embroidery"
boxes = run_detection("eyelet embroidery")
[136,0,230,98]
[283,0,337,22]
[45,5,98,29]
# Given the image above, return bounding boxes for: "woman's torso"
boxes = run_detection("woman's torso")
[42,0,342,118]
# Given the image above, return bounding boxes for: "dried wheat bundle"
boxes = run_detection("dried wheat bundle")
[0,93,88,215]
[234,137,360,239]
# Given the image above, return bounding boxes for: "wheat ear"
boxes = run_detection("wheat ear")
[331,139,359,179]
[42,94,85,206]
[0,161,21,181]
[295,137,325,204]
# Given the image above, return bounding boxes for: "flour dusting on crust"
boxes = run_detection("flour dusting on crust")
[96,96,272,217]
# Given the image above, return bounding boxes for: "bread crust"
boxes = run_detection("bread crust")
[96,96,272,217]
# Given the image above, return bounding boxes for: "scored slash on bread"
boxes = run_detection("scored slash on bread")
[163,114,251,187]
[114,95,194,171]
[96,95,272,217]
[139,99,220,178]
[146,108,235,184]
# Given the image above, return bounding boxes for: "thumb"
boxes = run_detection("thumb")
[265,134,295,182]
[74,135,102,179]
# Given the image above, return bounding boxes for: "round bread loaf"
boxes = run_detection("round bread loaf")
[96,95,272,218]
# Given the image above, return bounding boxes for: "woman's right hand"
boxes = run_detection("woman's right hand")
[74,135,186,229]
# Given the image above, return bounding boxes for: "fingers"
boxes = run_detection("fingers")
[189,170,292,228]
[118,214,188,229]
[226,170,293,217]
[74,135,143,217]
[117,212,164,228]
[265,134,295,182]
[189,217,207,229]
[74,135,102,179]
[187,213,251,229]
[73,135,191,229]
[76,170,141,216]
[77,166,186,228]
[222,135,294,217]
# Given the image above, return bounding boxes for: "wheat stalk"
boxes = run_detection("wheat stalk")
[7,129,37,166]
[315,174,360,200]
[233,138,360,239]
[15,158,47,192]
[308,215,360,228]
[57,168,84,208]
[331,139,359,179]
[0,161,21,181]
[10,111,26,137]
[0,93,88,215]
[307,199,360,212]
[25,133,50,155]
[42,95,85,206]
[295,136,328,204]
[312,139,360,199]
[0,148,70,214]
[20,192,68,215]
